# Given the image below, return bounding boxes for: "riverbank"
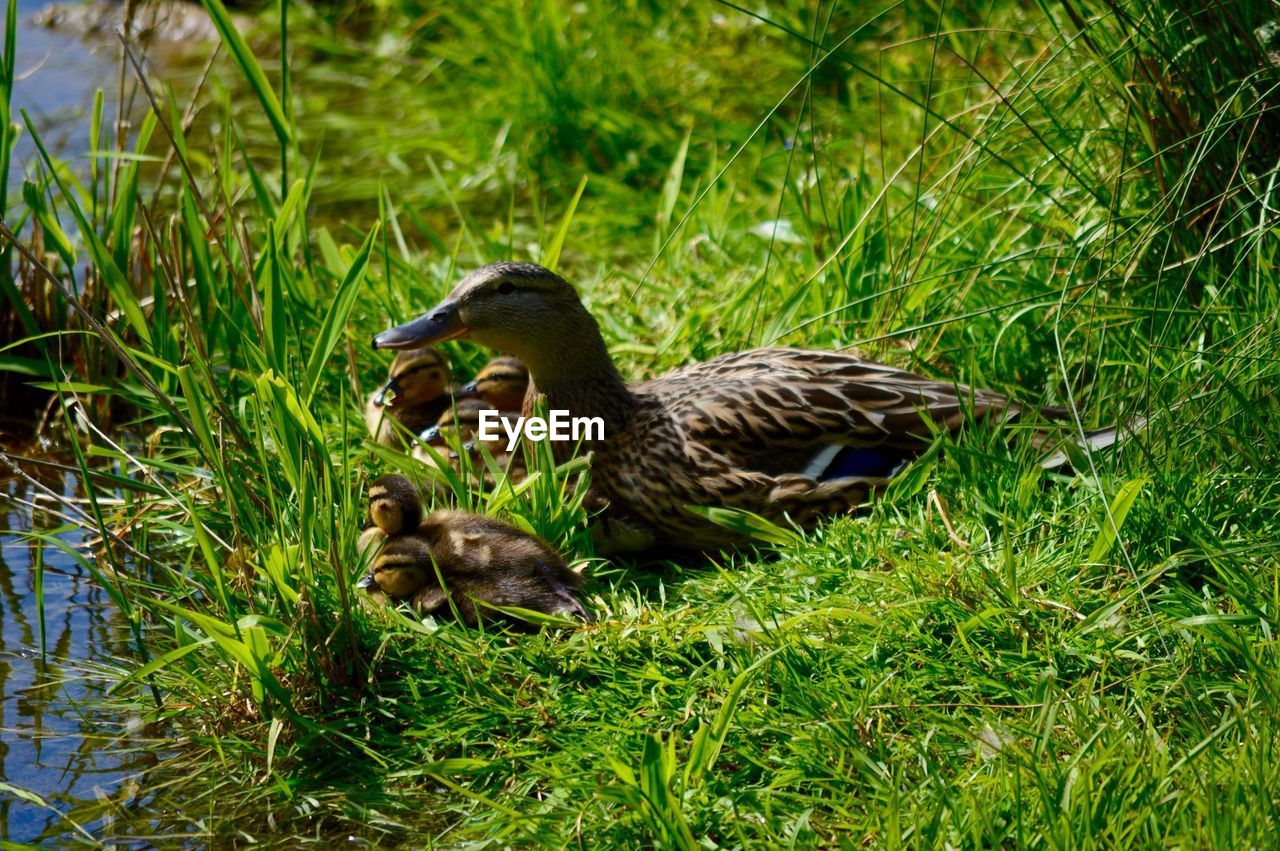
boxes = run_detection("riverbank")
[1,0,1278,844]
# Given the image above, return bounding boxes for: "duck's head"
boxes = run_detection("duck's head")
[462,356,529,412]
[419,397,486,445]
[371,535,434,599]
[368,473,423,535]
[372,347,450,408]
[372,263,609,381]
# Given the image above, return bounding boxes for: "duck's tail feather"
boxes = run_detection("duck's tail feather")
[1037,414,1150,470]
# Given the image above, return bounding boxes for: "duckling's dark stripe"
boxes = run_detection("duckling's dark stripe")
[378,551,426,567]
[392,364,444,381]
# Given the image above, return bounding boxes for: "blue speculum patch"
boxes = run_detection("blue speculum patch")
[821,447,909,480]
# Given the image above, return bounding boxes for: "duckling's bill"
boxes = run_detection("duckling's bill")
[371,376,398,406]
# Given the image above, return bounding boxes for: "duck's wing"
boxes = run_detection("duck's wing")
[644,348,1021,466]
[411,585,450,613]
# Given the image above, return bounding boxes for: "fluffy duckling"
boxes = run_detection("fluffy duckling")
[418,396,489,447]
[413,397,527,482]
[462,355,530,412]
[358,474,587,625]
[367,471,424,535]
[410,397,486,481]
[413,509,586,624]
[365,348,452,446]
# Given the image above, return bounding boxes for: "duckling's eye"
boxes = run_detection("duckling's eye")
[496,281,516,295]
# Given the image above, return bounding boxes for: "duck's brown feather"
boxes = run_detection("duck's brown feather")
[646,348,1027,457]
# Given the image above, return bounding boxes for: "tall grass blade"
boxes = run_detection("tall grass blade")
[542,174,587,273]
[1089,477,1148,564]
[0,0,16,219]
[20,111,153,345]
[303,222,380,401]
[201,0,292,147]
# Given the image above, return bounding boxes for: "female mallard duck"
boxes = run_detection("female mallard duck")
[358,474,587,623]
[372,262,1102,553]
[365,348,453,446]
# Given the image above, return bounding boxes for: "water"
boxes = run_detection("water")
[0,467,162,844]
[9,0,127,190]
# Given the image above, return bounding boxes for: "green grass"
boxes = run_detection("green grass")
[2,0,1279,844]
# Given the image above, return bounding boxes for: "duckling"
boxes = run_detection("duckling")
[358,474,587,625]
[367,470,423,534]
[357,472,426,594]
[365,348,452,446]
[410,397,490,481]
[413,397,526,482]
[461,355,530,412]
[413,509,587,624]
[373,261,1126,552]
[417,396,489,447]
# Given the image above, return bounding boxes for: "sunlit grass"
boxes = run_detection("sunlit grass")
[1,0,1278,844]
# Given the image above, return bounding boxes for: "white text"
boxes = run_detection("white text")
[477,410,605,451]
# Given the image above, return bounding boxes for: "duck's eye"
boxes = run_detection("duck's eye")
[496,281,516,295]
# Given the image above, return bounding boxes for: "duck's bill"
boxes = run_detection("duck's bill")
[372,299,468,350]
[418,424,442,443]
[459,378,479,394]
